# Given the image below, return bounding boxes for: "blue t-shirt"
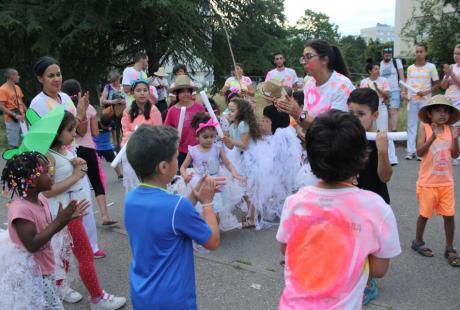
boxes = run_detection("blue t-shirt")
[93,131,113,151]
[124,187,212,310]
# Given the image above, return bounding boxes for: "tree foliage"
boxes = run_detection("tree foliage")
[402,0,460,65]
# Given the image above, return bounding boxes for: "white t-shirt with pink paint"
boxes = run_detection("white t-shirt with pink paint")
[360,77,390,104]
[303,71,355,117]
[445,64,460,105]
[265,67,298,88]
[276,186,401,309]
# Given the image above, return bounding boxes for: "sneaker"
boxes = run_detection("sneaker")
[94,249,106,259]
[417,156,422,161]
[117,175,123,180]
[405,153,416,160]
[453,158,460,166]
[90,291,126,310]
[363,277,379,305]
[58,286,83,303]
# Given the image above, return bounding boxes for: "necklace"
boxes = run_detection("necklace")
[138,183,169,193]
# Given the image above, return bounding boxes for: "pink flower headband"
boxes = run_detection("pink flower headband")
[196,118,219,134]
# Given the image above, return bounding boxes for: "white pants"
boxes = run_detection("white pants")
[406,100,426,154]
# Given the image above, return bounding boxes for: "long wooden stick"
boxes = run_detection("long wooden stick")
[211,1,243,91]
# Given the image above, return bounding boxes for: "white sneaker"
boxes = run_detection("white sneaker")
[453,158,460,166]
[57,285,83,303]
[90,291,126,310]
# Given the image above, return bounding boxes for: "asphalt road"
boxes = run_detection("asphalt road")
[1,146,460,309]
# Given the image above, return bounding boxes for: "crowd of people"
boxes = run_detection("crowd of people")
[0,39,459,310]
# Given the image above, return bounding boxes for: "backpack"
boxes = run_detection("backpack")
[392,58,401,82]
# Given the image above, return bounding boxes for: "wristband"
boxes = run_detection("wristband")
[201,202,214,208]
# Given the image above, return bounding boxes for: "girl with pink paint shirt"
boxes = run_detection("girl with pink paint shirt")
[277,110,401,309]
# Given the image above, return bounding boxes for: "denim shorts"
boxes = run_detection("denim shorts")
[389,90,401,109]
[5,120,21,146]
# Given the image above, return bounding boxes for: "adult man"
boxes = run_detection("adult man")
[265,51,299,90]
[0,69,26,148]
[380,47,405,132]
[122,52,157,105]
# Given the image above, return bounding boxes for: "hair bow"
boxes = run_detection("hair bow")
[196,118,219,134]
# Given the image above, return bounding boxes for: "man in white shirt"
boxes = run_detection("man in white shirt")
[380,47,405,132]
[122,52,157,106]
[265,51,299,90]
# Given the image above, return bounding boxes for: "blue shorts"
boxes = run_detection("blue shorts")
[389,90,401,109]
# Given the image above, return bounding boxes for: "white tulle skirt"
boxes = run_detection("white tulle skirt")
[122,151,139,192]
[240,127,308,229]
[0,229,64,309]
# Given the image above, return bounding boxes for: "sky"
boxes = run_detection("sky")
[284,0,395,35]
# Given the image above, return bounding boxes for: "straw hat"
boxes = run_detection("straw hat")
[418,95,460,124]
[257,79,287,101]
[169,75,197,93]
[153,67,167,77]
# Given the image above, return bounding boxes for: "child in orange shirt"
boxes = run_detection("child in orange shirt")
[412,95,460,266]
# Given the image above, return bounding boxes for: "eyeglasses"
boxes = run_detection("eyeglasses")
[299,53,319,64]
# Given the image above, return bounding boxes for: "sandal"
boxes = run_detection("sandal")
[102,217,118,226]
[411,240,434,257]
[444,248,460,267]
[242,219,255,229]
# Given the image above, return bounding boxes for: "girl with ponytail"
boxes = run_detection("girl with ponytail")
[275,39,355,130]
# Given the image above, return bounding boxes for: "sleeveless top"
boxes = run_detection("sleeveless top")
[188,144,221,176]
[417,124,453,187]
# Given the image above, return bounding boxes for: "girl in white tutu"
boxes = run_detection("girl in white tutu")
[180,112,243,231]
[0,151,88,310]
[222,98,262,228]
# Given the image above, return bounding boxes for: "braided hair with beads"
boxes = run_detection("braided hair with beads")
[1,151,50,198]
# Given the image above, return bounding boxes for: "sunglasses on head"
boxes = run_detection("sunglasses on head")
[383,47,393,53]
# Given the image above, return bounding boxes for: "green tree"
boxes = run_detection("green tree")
[339,35,367,77]
[402,0,459,65]
[285,9,340,75]
[0,0,287,99]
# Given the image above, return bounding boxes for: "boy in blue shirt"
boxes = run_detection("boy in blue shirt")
[124,125,220,310]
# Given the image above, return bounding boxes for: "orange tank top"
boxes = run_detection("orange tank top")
[417,124,453,187]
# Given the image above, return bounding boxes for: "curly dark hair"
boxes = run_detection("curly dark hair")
[229,98,261,141]
[305,110,368,183]
[1,151,49,198]
[191,112,211,130]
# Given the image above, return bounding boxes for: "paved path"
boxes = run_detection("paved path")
[1,146,460,309]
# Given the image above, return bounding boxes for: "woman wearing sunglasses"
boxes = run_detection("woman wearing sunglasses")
[275,39,354,130]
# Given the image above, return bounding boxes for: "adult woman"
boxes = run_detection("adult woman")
[220,63,255,100]
[404,43,440,160]
[441,44,460,165]
[99,70,126,152]
[275,39,355,130]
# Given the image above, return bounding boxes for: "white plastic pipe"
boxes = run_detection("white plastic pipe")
[19,121,28,134]
[399,80,418,94]
[177,106,186,139]
[200,91,224,138]
[366,132,407,141]
[111,126,139,168]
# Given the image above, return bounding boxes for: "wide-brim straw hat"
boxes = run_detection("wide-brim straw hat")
[154,67,167,77]
[418,95,460,124]
[257,79,287,101]
[169,75,198,93]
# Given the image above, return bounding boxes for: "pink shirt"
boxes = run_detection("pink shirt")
[121,104,163,146]
[277,186,401,309]
[8,196,55,275]
[164,102,205,153]
[75,104,97,148]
